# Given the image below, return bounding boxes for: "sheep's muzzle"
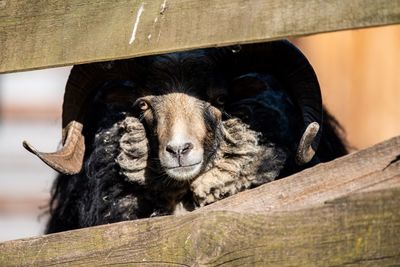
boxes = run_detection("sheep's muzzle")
[138,93,222,181]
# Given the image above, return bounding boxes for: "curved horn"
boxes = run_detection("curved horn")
[23,121,84,174]
[224,40,323,164]
[23,61,131,174]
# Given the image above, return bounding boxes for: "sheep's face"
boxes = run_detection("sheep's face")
[136,92,223,181]
[94,52,228,181]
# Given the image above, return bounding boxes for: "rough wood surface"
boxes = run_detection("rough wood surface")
[0,136,399,266]
[0,189,399,266]
[202,135,400,214]
[1,0,400,73]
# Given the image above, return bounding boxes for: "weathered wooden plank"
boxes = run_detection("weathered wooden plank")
[0,187,399,266]
[202,135,400,214]
[1,0,399,73]
[0,136,399,266]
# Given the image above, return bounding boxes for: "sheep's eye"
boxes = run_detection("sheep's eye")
[138,100,149,111]
[215,95,227,106]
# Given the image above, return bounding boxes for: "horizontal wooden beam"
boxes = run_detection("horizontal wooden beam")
[0,188,399,266]
[0,136,399,266]
[1,0,399,73]
[202,135,400,214]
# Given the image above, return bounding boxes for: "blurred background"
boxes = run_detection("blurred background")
[0,25,399,241]
[294,25,400,149]
[0,67,68,241]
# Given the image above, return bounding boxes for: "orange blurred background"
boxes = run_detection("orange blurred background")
[294,25,400,150]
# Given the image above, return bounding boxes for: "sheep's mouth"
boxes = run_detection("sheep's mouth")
[164,162,203,181]
[166,162,202,170]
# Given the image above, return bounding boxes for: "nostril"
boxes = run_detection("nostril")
[165,142,194,157]
[181,142,193,155]
[166,144,178,155]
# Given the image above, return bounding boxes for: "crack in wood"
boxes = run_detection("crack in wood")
[384,154,400,170]
[337,253,400,266]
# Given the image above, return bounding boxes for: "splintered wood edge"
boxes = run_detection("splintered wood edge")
[1,0,400,73]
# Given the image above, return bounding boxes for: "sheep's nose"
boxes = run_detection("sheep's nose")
[166,142,194,157]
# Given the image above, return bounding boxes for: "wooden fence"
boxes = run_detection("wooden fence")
[0,0,399,265]
[1,0,400,74]
[0,135,399,266]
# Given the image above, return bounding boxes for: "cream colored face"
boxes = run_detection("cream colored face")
[137,92,221,181]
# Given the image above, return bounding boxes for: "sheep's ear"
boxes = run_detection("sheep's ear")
[229,73,271,101]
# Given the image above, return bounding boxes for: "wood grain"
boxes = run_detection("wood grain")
[0,136,399,266]
[1,0,400,73]
[202,135,400,214]
[0,189,398,266]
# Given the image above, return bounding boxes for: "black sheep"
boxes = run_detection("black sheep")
[23,41,347,233]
